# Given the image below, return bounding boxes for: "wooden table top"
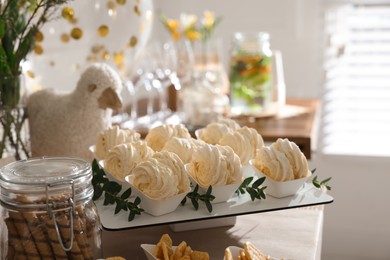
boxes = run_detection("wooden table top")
[232,98,320,159]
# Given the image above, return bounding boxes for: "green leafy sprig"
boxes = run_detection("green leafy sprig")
[235,176,267,201]
[91,159,144,221]
[181,185,215,213]
[310,168,332,191]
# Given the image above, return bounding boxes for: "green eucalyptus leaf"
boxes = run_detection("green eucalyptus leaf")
[92,185,103,200]
[193,184,199,194]
[311,168,317,174]
[206,186,213,196]
[313,182,321,188]
[181,196,187,205]
[121,202,128,211]
[92,159,100,173]
[128,211,136,222]
[259,190,266,200]
[104,181,122,194]
[121,188,132,199]
[191,198,199,210]
[252,177,265,188]
[205,201,213,213]
[243,177,253,186]
[114,202,122,214]
[134,196,141,206]
[91,177,99,187]
[320,177,332,185]
[247,188,256,201]
[103,195,111,205]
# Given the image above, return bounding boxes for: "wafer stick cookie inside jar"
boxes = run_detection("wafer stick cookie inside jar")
[0,157,103,260]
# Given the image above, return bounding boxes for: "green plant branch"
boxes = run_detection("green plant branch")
[181,185,215,213]
[235,176,267,201]
[310,168,332,191]
[91,159,144,221]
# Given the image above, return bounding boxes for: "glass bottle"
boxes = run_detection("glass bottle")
[229,32,273,115]
[0,157,102,260]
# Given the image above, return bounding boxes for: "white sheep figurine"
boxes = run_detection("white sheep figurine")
[27,63,123,161]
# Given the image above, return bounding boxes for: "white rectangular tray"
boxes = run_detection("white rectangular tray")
[95,184,333,230]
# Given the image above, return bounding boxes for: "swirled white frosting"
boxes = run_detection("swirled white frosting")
[271,138,311,179]
[95,125,140,159]
[188,144,227,187]
[104,141,154,181]
[145,124,191,152]
[218,118,241,130]
[215,144,243,184]
[188,143,242,187]
[198,123,231,145]
[162,137,206,164]
[198,118,240,145]
[219,127,264,164]
[132,151,190,199]
[253,146,294,181]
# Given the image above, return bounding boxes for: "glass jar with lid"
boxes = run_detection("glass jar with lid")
[0,157,102,260]
[229,32,273,115]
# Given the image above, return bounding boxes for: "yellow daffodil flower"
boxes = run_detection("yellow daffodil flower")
[184,29,201,41]
[202,10,215,29]
[160,11,221,42]
[180,13,198,31]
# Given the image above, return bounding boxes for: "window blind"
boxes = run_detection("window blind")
[320,4,390,157]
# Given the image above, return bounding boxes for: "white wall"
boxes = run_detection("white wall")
[154,1,390,260]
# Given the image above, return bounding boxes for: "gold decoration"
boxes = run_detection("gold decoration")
[32,0,153,92]
[128,36,138,47]
[62,6,75,21]
[26,70,35,79]
[102,51,110,60]
[87,55,98,62]
[70,28,83,40]
[91,44,104,54]
[34,44,44,55]
[98,25,110,37]
[60,33,70,43]
[134,5,141,16]
[107,1,116,10]
[113,51,124,65]
[35,31,44,42]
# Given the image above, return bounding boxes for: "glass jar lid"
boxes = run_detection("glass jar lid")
[0,157,93,208]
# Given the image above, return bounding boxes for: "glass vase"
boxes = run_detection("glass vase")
[193,38,229,94]
[0,74,30,160]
